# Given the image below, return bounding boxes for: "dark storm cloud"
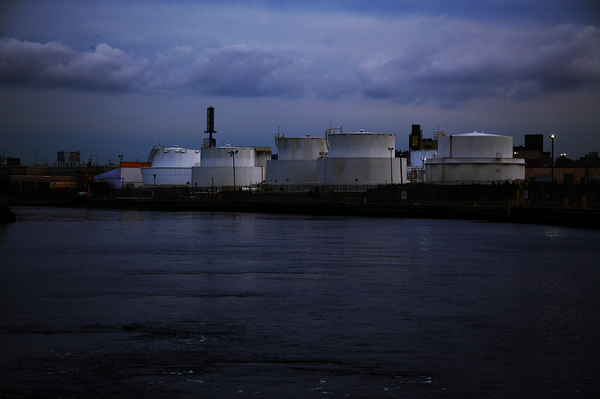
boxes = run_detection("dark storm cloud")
[2,21,599,104]
[357,23,600,106]
[0,38,147,91]
[0,38,311,98]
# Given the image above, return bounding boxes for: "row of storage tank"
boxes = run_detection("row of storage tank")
[96,130,526,189]
[141,132,406,188]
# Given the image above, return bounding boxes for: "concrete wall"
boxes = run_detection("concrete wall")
[526,167,600,184]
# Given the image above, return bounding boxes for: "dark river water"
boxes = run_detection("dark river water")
[2,206,599,398]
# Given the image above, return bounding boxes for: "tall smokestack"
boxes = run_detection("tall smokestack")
[204,106,216,148]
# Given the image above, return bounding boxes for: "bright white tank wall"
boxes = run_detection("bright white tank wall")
[149,146,201,167]
[121,167,143,188]
[318,157,406,185]
[191,166,264,187]
[437,132,513,159]
[276,137,327,160]
[201,147,256,167]
[266,160,319,184]
[329,133,395,158]
[142,167,192,186]
[426,158,525,184]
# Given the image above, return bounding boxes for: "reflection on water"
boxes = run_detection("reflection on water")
[2,207,600,398]
[541,225,564,239]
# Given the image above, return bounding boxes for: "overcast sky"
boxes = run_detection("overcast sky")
[1,0,599,165]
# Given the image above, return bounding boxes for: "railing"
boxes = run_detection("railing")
[260,184,380,193]
[7,181,598,209]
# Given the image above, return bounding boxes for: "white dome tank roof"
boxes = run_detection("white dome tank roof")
[457,131,501,137]
[149,145,201,167]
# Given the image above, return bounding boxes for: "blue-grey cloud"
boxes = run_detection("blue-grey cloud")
[187,45,310,98]
[0,38,312,98]
[0,38,76,85]
[357,23,600,106]
[0,38,147,91]
[2,20,599,105]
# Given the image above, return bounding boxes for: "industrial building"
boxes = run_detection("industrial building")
[407,124,440,183]
[94,161,150,189]
[425,131,526,184]
[513,134,546,168]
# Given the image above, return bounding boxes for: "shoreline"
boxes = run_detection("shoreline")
[5,194,600,229]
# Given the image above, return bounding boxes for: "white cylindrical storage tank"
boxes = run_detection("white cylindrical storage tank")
[266,159,318,184]
[149,146,201,167]
[317,157,403,185]
[142,167,192,186]
[329,133,395,158]
[191,166,264,187]
[201,147,256,167]
[276,137,327,160]
[437,132,513,159]
[426,158,525,184]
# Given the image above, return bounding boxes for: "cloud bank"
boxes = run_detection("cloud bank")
[2,20,599,105]
[358,23,600,106]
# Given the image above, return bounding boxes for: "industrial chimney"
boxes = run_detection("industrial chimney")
[204,106,216,148]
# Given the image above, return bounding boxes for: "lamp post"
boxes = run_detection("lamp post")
[399,149,403,185]
[388,147,394,185]
[229,150,238,190]
[420,158,426,183]
[549,134,556,183]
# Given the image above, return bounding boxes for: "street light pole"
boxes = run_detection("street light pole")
[229,150,238,190]
[388,147,394,185]
[399,149,403,184]
[549,134,556,183]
